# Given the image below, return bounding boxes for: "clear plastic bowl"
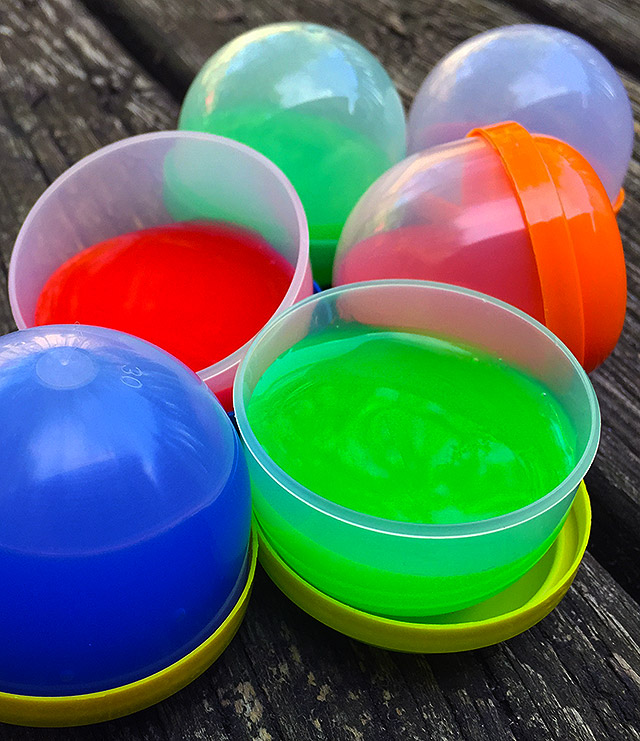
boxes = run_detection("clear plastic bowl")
[0,325,251,696]
[178,22,407,285]
[8,131,312,411]
[234,281,600,618]
[407,24,634,204]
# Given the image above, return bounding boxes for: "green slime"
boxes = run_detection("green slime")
[247,325,578,524]
[178,105,393,285]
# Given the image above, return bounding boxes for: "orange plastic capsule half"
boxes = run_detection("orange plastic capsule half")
[471,122,626,371]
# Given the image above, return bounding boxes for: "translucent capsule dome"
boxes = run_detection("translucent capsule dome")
[334,123,627,372]
[179,22,407,284]
[407,25,634,203]
[0,325,251,697]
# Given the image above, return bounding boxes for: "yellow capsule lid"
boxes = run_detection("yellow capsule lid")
[258,484,590,653]
[0,529,258,728]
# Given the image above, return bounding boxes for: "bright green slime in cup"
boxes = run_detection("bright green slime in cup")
[247,325,578,524]
[178,105,393,285]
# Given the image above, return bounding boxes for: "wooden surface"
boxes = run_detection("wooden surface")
[0,0,639,738]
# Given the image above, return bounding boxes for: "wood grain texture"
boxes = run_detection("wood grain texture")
[76,0,640,600]
[0,0,639,739]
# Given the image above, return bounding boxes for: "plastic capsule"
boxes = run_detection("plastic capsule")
[179,22,407,284]
[334,122,626,371]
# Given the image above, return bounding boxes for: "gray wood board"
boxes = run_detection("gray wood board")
[74,0,640,599]
[0,0,639,738]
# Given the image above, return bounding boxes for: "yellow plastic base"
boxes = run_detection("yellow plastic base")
[0,530,258,728]
[258,484,590,653]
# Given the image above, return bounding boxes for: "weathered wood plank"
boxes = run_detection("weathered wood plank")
[1,1,640,739]
[74,0,640,601]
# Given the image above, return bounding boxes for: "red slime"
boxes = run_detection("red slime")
[35,221,294,375]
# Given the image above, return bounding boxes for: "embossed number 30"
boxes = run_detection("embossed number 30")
[121,365,143,389]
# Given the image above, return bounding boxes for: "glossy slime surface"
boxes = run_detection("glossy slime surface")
[247,325,578,524]
[35,222,293,373]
